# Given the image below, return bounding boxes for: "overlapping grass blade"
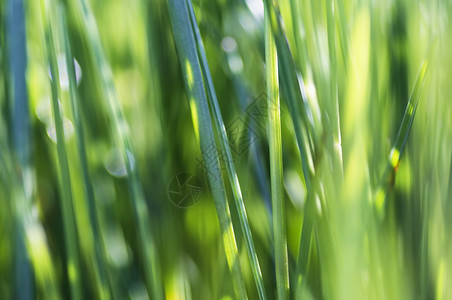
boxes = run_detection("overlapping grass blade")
[69,0,164,298]
[3,4,60,290]
[262,0,316,191]
[296,190,315,286]
[41,0,83,298]
[185,1,266,298]
[374,60,429,218]
[167,0,247,298]
[57,5,112,299]
[265,7,289,299]
[262,4,320,289]
[261,0,326,293]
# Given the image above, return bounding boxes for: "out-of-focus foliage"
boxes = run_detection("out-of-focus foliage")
[0,0,451,299]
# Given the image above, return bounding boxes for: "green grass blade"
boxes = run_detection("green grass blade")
[296,190,315,281]
[374,60,429,218]
[5,2,61,298]
[24,220,61,300]
[287,0,309,77]
[71,0,164,298]
[57,5,112,299]
[334,0,350,68]
[41,0,83,298]
[185,1,266,299]
[262,0,316,191]
[262,1,324,296]
[325,0,343,174]
[265,7,289,299]
[167,0,247,298]
[262,0,323,293]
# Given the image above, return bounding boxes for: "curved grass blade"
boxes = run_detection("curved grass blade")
[41,0,83,298]
[70,0,164,298]
[185,1,266,299]
[265,7,290,300]
[374,60,429,219]
[57,5,112,299]
[167,0,247,298]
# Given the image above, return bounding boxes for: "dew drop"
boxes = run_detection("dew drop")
[245,0,264,20]
[48,54,82,90]
[105,227,131,268]
[228,55,243,73]
[46,118,74,143]
[104,148,135,178]
[221,36,237,53]
[36,97,63,123]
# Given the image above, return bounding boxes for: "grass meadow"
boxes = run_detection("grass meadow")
[0,0,451,299]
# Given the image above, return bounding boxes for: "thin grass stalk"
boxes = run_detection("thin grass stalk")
[41,0,82,298]
[70,0,164,298]
[262,0,316,192]
[287,0,309,77]
[374,60,429,218]
[325,0,343,175]
[265,7,289,300]
[297,172,336,298]
[296,189,315,280]
[334,0,349,68]
[57,5,112,299]
[167,0,247,297]
[262,0,322,294]
[185,1,266,298]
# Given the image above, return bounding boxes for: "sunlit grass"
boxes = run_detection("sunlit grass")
[0,0,451,299]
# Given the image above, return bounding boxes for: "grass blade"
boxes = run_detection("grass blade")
[265,7,290,299]
[334,0,350,68]
[262,0,316,192]
[374,60,429,218]
[5,2,61,298]
[167,0,247,298]
[262,1,323,294]
[70,0,164,298]
[41,0,83,298]
[185,1,266,298]
[325,0,343,174]
[57,5,112,299]
[261,5,318,288]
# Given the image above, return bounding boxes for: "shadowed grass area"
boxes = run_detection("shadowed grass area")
[0,0,451,299]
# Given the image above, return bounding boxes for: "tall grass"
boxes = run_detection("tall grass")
[0,0,451,299]
[265,6,289,299]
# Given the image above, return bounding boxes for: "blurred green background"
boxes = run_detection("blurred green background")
[0,0,451,299]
